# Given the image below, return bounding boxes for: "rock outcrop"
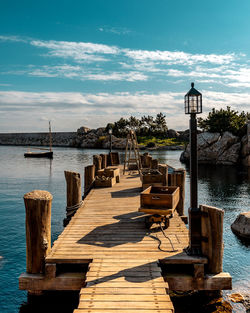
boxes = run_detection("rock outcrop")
[231,212,250,239]
[180,131,242,165]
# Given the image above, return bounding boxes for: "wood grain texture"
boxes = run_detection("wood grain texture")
[200,204,224,274]
[24,190,52,274]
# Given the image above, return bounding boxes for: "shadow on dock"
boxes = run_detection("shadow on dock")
[111,186,141,197]
[77,211,147,247]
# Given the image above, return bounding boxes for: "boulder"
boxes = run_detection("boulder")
[231,212,250,239]
[167,129,180,138]
[95,127,106,137]
[180,131,240,165]
[77,126,91,135]
[217,142,241,165]
[241,134,250,166]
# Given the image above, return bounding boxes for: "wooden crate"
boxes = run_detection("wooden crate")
[140,186,180,211]
[94,177,116,188]
[104,167,120,183]
[140,169,166,190]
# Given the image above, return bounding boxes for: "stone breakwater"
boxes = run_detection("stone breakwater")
[0,128,130,149]
[0,132,77,147]
[0,126,187,150]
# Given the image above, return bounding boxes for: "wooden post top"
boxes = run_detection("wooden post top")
[64,170,80,175]
[24,190,53,201]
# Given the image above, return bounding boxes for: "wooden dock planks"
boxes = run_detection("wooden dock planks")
[46,170,189,312]
[76,259,174,313]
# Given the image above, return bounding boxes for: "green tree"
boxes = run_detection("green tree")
[154,112,168,137]
[198,106,249,136]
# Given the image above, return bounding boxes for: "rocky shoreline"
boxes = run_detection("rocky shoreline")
[0,126,185,150]
[180,124,250,166]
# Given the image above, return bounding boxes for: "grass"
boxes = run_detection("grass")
[137,136,186,147]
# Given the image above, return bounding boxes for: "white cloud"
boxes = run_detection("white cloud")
[98,26,132,35]
[123,49,236,65]
[30,39,119,63]
[0,90,249,132]
[2,35,249,87]
[0,35,28,43]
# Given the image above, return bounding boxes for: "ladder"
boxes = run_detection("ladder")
[123,130,142,174]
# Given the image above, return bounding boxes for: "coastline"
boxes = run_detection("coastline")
[0,132,185,150]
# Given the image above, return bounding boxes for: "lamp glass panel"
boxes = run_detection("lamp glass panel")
[190,96,197,113]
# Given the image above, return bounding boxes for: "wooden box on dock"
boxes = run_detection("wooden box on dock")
[104,167,120,183]
[140,186,180,214]
[140,169,166,190]
[94,176,116,188]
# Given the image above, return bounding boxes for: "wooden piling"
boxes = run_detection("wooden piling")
[158,164,168,186]
[146,155,152,168]
[24,190,52,274]
[151,159,159,169]
[64,171,82,226]
[169,169,185,217]
[93,155,102,174]
[100,154,107,169]
[200,204,224,274]
[109,152,120,165]
[84,165,95,196]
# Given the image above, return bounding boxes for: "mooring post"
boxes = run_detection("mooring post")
[93,155,102,174]
[151,159,159,169]
[174,169,186,217]
[146,155,152,168]
[64,171,82,227]
[84,165,95,196]
[23,190,52,274]
[158,164,168,186]
[100,154,107,169]
[200,204,224,274]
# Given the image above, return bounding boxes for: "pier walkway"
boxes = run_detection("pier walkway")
[47,171,189,313]
[20,167,231,312]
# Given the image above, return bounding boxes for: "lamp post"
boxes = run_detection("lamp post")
[109,128,112,153]
[184,82,202,255]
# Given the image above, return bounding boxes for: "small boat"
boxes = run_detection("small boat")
[24,121,53,159]
[24,150,53,158]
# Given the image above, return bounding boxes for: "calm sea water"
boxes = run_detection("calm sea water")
[0,146,249,312]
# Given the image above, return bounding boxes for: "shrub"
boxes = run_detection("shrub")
[198,106,249,137]
[146,141,156,148]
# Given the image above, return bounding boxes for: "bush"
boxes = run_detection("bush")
[198,106,249,137]
[146,141,156,148]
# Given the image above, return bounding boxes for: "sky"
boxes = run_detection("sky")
[1,0,250,132]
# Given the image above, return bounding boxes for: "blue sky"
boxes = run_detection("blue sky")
[1,0,250,132]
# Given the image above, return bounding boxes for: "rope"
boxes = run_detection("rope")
[146,221,178,252]
[66,200,83,219]
[159,222,178,252]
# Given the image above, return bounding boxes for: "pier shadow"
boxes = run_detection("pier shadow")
[86,260,163,286]
[111,186,142,198]
[77,211,148,247]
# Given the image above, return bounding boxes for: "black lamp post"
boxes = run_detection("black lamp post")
[184,82,202,255]
[109,128,112,153]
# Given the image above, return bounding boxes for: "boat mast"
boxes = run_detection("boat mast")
[49,121,52,152]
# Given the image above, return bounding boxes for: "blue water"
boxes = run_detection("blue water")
[0,146,249,312]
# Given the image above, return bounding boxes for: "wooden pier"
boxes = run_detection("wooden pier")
[19,161,232,312]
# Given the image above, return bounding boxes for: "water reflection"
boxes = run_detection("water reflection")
[198,164,245,200]
[19,291,79,313]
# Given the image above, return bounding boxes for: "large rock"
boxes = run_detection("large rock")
[77,126,91,135]
[241,134,250,166]
[180,131,240,165]
[167,129,180,138]
[231,212,250,239]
